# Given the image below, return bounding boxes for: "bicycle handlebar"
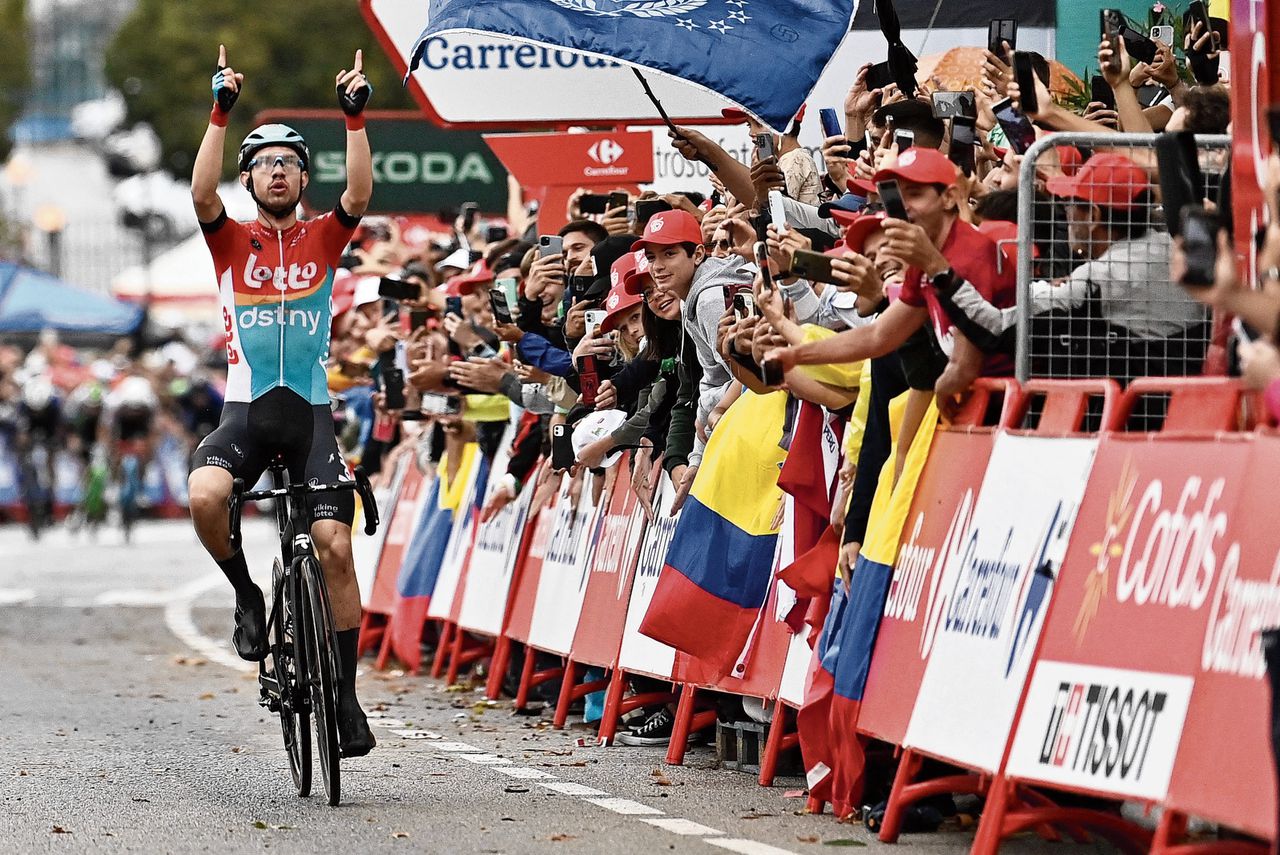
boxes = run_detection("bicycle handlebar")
[226,466,380,549]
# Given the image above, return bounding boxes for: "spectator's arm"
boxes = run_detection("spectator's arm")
[933,274,1019,355]
[514,333,575,377]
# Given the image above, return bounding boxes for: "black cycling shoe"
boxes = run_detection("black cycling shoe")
[337,692,376,758]
[231,589,269,662]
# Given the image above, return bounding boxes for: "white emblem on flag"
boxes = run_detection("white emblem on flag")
[546,0,709,18]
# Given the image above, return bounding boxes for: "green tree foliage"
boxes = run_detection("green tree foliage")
[0,0,31,163]
[104,0,415,176]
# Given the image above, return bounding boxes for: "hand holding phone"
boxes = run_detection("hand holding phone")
[1012,51,1039,116]
[768,189,788,234]
[754,132,777,162]
[987,19,1017,57]
[877,179,910,221]
[1178,206,1219,288]
[992,97,1037,156]
[790,249,838,285]
[754,241,774,292]
[489,288,514,325]
[538,235,564,258]
[819,108,844,140]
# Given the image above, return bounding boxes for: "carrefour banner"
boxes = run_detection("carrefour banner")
[903,433,1098,773]
[1007,433,1277,841]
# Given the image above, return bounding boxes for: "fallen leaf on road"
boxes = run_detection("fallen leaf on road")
[549,834,576,842]
[391,831,410,839]
[16,770,28,776]
[251,821,268,829]
[198,693,215,701]
[822,840,866,847]
[230,747,243,754]
[504,786,529,793]
[51,826,71,834]
[739,811,776,820]
[796,835,820,843]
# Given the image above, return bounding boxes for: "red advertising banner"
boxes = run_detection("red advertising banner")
[856,430,996,746]
[568,460,647,669]
[503,490,560,646]
[1229,0,1280,282]
[1006,434,1259,827]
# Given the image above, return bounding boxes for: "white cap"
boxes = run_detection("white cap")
[435,247,470,272]
[571,409,628,469]
[352,276,382,310]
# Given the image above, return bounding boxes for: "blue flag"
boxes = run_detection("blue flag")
[409,0,860,131]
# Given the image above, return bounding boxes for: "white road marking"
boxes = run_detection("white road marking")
[539,781,610,797]
[0,587,35,605]
[163,572,251,672]
[708,839,802,855]
[584,797,664,816]
[457,753,512,765]
[93,588,175,606]
[432,741,484,752]
[494,766,556,780]
[640,818,724,836]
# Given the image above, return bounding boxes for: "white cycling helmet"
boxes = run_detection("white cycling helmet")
[22,377,55,410]
[238,123,309,173]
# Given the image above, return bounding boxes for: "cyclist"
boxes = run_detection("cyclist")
[186,44,376,757]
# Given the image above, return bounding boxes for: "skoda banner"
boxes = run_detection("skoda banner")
[255,110,508,214]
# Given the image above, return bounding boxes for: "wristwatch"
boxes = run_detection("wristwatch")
[928,267,956,291]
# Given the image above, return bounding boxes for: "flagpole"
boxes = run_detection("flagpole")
[630,68,718,173]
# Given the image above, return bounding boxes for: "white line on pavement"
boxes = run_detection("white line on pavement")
[0,587,36,605]
[640,817,725,836]
[494,766,556,780]
[583,797,664,816]
[456,753,512,765]
[163,572,252,672]
[707,839,802,855]
[432,742,484,752]
[538,781,609,797]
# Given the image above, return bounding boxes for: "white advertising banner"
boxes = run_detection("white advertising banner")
[617,473,681,679]
[457,425,535,635]
[426,453,484,621]
[903,433,1098,772]
[1006,662,1194,802]
[526,472,603,655]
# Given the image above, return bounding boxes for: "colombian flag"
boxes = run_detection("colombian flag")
[639,389,787,678]
[819,393,939,818]
[386,443,479,672]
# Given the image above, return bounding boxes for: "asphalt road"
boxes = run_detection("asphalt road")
[0,519,1112,855]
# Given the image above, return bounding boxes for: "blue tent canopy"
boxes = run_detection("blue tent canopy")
[0,261,143,335]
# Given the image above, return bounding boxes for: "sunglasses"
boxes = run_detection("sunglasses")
[706,239,732,251]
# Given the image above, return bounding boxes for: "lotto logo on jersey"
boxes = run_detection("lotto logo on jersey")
[236,254,325,303]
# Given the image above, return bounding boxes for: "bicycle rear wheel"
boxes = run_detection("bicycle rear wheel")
[273,558,311,796]
[298,555,341,806]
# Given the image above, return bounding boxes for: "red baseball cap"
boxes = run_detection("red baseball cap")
[599,281,644,334]
[622,250,653,296]
[444,259,492,296]
[977,220,1038,270]
[873,147,959,189]
[831,211,888,253]
[721,107,750,123]
[630,210,704,254]
[1045,153,1150,211]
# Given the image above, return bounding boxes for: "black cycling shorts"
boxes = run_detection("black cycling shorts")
[191,387,354,526]
[115,405,153,442]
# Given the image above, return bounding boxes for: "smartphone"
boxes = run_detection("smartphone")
[459,202,479,233]
[1150,24,1175,46]
[732,291,756,320]
[578,193,611,215]
[790,249,838,285]
[485,224,509,243]
[496,276,521,316]
[444,296,464,318]
[1100,9,1124,74]
[489,288,514,325]
[819,108,843,139]
[1184,1,1212,47]
[409,309,430,330]
[378,277,420,301]
[768,189,788,234]
[578,355,599,407]
[1179,206,1218,288]
[876,179,910,221]
[1090,75,1116,110]
[607,191,629,213]
[948,118,977,177]
[992,98,1038,156]
[538,235,564,258]
[865,61,894,92]
[987,18,1017,56]
[1012,51,1039,116]
[893,128,915,152]
[754,132,777,162]
[584,308,608,339]
[1120,26,1158,64]
[568,274,594,303]
[1156,131,1204,238]
[551,424,575,470]
[421,393,463,416]
[761,358,784,387]
[634,198,672,226]
[754,241,774,293]
[931,90,977,121]
[381,367,407,410]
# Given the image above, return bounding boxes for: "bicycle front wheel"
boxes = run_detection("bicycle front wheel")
[298,555,341,806]
[274,558,310,796]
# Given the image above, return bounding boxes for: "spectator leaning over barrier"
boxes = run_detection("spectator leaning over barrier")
[765,147,1015,415]
[632,210,752,481]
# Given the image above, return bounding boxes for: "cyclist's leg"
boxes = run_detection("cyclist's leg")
[301,404,372,756]
[189,402,269,660]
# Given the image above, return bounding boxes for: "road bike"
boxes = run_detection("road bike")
[227,455,378,806]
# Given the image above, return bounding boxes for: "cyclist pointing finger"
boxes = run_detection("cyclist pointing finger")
[186,44,377,758]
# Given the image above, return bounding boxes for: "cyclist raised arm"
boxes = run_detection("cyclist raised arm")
[186,43,378,759]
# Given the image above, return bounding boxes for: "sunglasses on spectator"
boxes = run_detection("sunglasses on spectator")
[706,239,732,251]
